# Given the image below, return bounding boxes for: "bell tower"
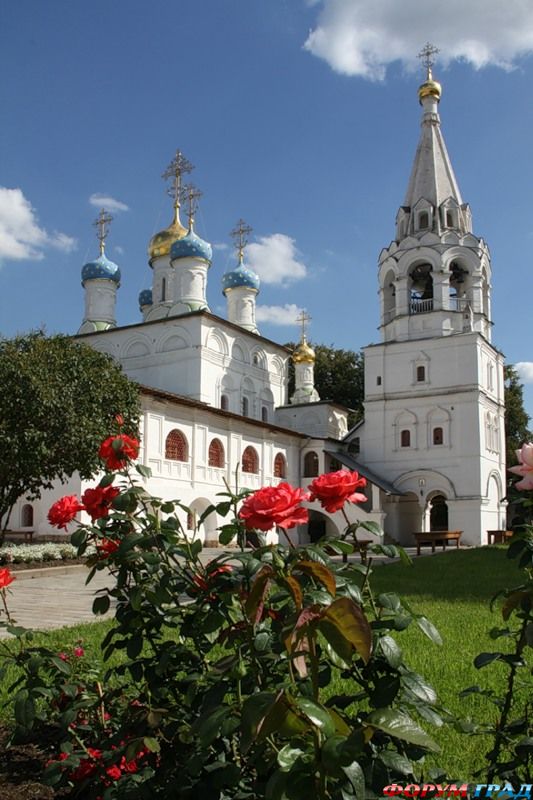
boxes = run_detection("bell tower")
[379,43,492,345]
[357,45,506,547]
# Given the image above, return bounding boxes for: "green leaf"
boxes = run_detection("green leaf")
[341,760,365,799]
[192,706,230,747]
[93,594,111,615]
[277,744,304,771]
[377,593,402,613]
[320,597,372,663]
[143,736,160,753]
[219,524,239,545]
[378,750,414,776]
[365,708,440,752]
[358,520,383,537]
[378,635,402,668]
[136,463,152,479]
[401,671,437,704]
[14,690,35,730]
[416,616,443,645]
[293,560,337,596]
[474,652,503,669]
[245,566,274,623]
[70,528,87,548]
[296,697,336,736]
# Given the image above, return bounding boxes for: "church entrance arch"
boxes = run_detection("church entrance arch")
[428,494,448,531]
[305,510,342,544]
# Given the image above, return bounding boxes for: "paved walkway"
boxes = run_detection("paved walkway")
[0,545,437,636]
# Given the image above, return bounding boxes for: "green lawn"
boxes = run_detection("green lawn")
[0,546,528,781]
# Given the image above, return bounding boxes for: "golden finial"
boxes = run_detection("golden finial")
[417,43,442,104]
[230,218,252,264]
[163,149,194,224]
[293,309,315,364]
[93,208,113,256]
[182,183,202,231]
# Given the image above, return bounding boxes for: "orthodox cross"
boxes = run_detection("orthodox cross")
[296,309,311,341]
[163,149,194,212]
[418,42,439,78]
[93,208,113,255]
[230,218,252,262]
[182,183,202,230]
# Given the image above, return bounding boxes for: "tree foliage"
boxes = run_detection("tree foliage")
[0,331,140,532]
[504,365,531,470]
[286,343,364,424]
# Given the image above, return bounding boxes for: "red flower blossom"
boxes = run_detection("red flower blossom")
[58,652,69,662]
[239,483,309,531]
[115,414,124,427]
[0,567,15,590]
[308,470,367,514]
[82,485,120,521]
[73,645,84,658]
[48,495,85,530]
[97,538,120,559]
[105,764,122,781]
[99,434,139,471]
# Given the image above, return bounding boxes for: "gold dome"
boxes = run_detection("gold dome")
[418,69,442,104]
[148,206,187,263]
[293,338,315,364]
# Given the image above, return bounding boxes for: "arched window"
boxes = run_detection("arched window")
[433,427,443,445]
[242,396,249,417]
[161,277,167,302]
[165,429,188,461]
[446,211,454,228]
[417,365,425,382]
[419,211,429,229]
[208,438,225,468]
[261,406,268,422]
[274,453,287,478]
[400,430,411,448]
[21,504,33,527]
[242,446,259,474]
[303,451,319,477]
[221,394,229,411]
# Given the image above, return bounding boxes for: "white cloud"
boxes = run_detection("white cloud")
[0,187,77,262]
[304,0,533,79]
[515,362,533,384]
[246,233,307,286]
[212,242,229,251]
[89,193,129,212]
[114,245,125,255]
[256,303,303,326]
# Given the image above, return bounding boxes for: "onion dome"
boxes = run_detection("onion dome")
[293,337,315,364]
[418,68,441,104]
[222,260,260,294]
[170,229,212,263]
[81,253,121,286]
[138,288,153,310]
[148,208,187,264]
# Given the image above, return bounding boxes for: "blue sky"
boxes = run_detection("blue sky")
[2,0,533,416]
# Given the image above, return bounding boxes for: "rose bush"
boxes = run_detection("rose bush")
[1,437,447,798]
[98,434,139,471]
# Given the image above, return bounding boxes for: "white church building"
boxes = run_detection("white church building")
[10,64,506,548]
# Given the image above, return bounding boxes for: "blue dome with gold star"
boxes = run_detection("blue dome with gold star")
[81,253,121,286]
[138,288,153,309]
[222,261,260,294]
[170,229,212,263]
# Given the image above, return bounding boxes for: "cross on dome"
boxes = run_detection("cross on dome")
[182,183,202,231]
[163,149,194,215]
[230,218,252,263]
[418,42,440,79]
[296,309,311,342]
[93,208,113,256]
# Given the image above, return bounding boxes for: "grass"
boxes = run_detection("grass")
[0,546,529,782]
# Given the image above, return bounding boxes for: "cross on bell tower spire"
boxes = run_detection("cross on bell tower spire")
[93,208,113,256]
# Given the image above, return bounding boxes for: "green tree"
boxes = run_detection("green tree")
[0,331,140,536]
[504,365,531,469]
[286,342,364,425]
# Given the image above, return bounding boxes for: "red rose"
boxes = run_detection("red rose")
[48,495,85,530]
[239,483,309,531]
[82,485,120,521]
[0,567,15,590]
[105,764,122,781]
[308,470,367,513]
[97,538,120,559]
[73,645,84,658]
[99,434,140,471]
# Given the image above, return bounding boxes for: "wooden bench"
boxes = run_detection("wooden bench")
[341,538,372,564]
[413,531,462,556]
[4,529,34,543]
[487,530,513,545]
